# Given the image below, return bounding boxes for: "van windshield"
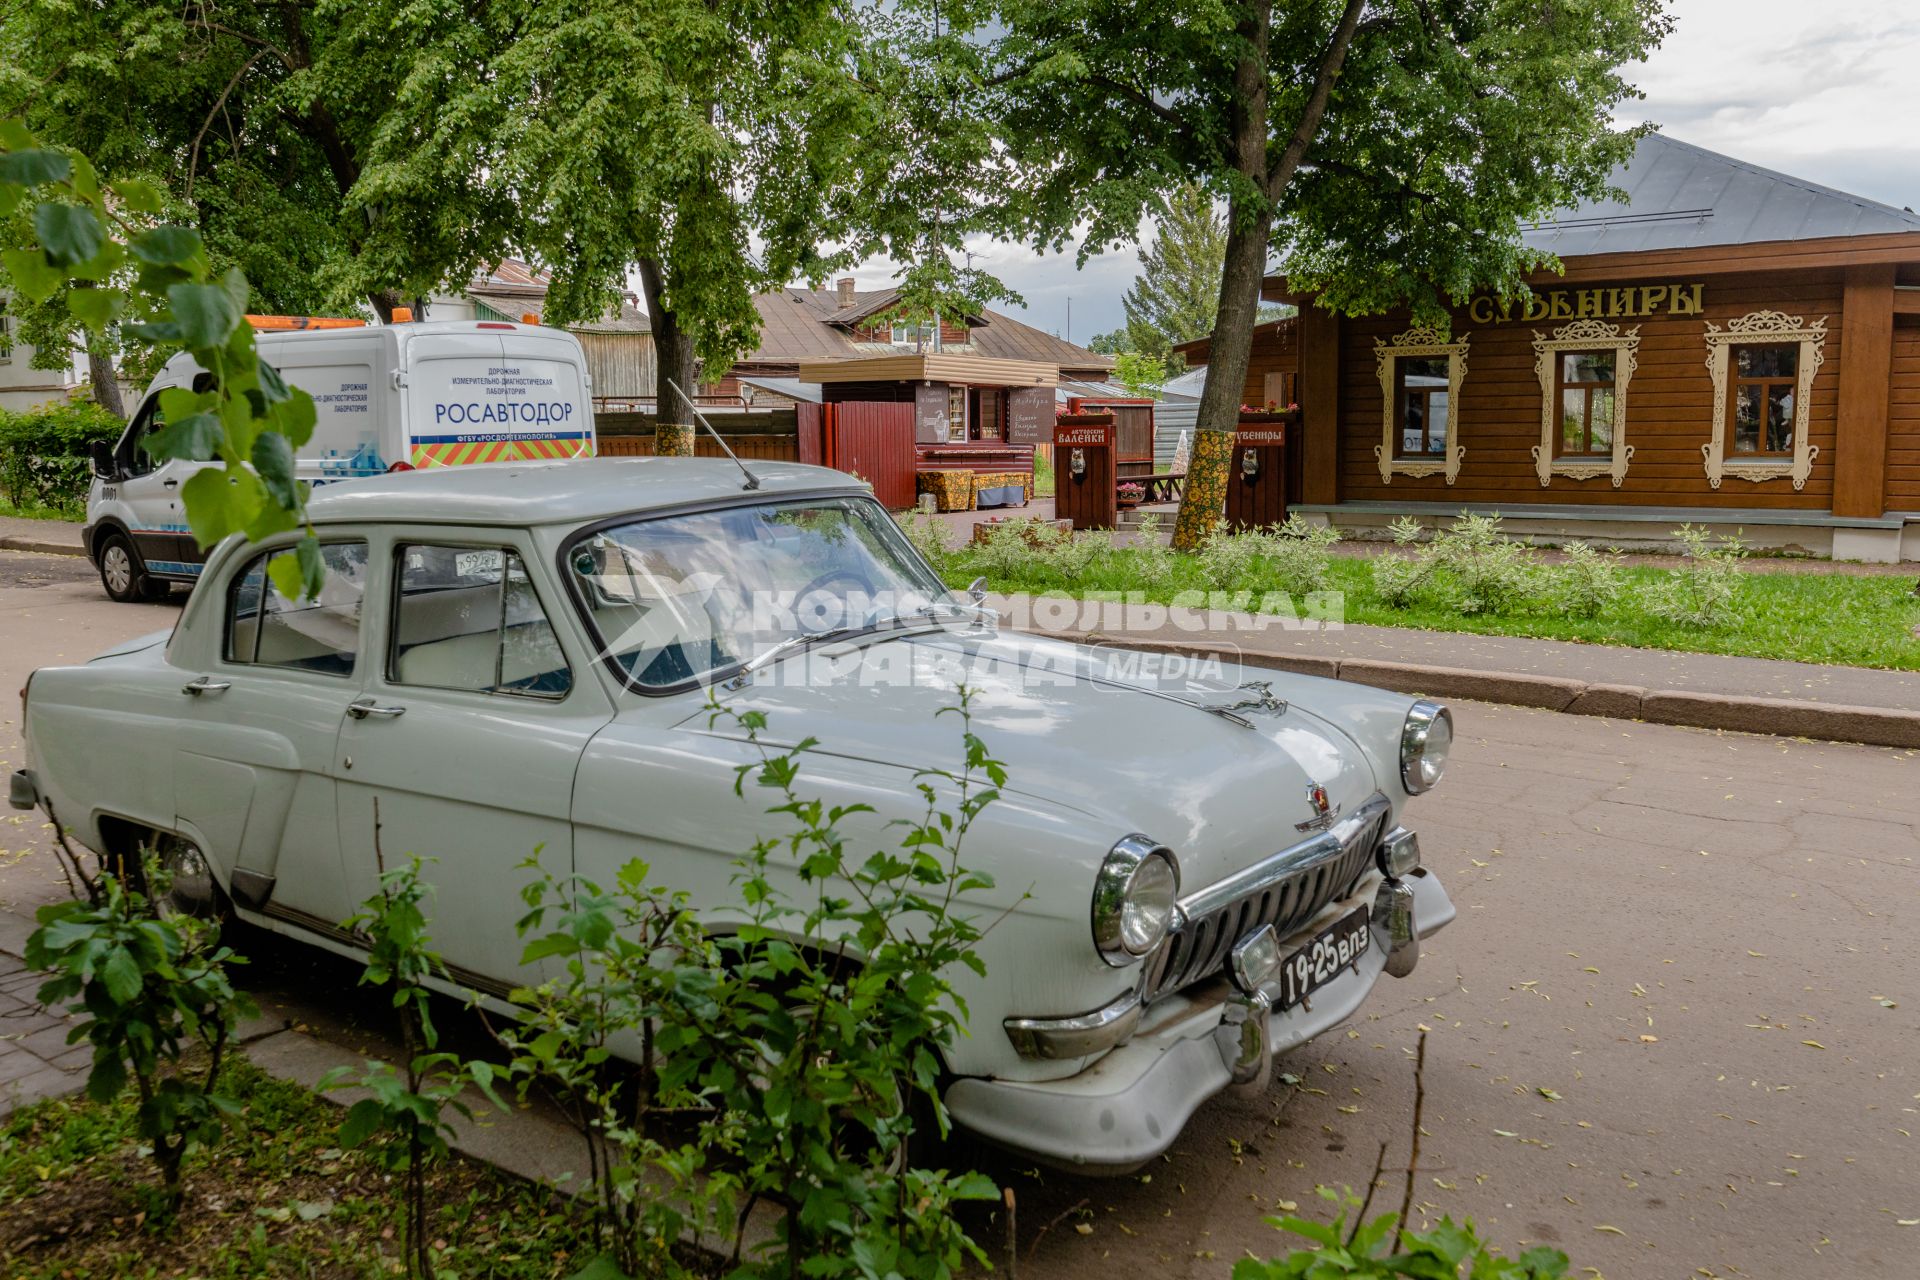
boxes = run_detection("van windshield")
[565,496,953,691]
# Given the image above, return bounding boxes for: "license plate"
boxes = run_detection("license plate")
[1273,907,1371,1010]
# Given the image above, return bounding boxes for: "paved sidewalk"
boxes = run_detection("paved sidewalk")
[0,514,84,557]
[996,593,1920,746]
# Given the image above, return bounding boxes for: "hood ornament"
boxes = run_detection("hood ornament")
[1199,679,1289,728]
[1295,780,1342,833]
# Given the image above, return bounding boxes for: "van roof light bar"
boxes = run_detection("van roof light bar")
[246,315,367,331]
[666,378,761,491]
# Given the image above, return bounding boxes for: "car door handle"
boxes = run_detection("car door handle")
[180,677,231,696]
[347,698,406,720]
[162,478,179,488]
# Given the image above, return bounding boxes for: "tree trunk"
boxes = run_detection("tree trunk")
[1171,4,1272,552]
[85,343,125,419]
[640,257,697,457]
[1169,0,1366,551]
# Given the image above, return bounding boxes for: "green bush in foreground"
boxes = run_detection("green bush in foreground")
[1236,1188,1570,1280]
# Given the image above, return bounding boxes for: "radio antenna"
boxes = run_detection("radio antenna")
[667,378,761,491]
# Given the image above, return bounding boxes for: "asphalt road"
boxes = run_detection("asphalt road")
[2,549,1916,1279]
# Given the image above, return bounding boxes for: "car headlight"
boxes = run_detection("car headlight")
[1400,701,1453,795]
[1092,836,1180,966]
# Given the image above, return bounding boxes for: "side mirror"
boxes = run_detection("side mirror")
[89,440,116,479]
[967,575,988,608]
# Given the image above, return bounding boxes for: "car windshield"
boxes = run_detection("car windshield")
[565,495,956,690]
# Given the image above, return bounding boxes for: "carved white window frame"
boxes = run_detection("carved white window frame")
[1702,310,1825,491]
[1374,326,1468,484]
[1529,319,1639,487]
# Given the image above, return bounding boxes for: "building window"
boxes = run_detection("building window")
[1394,357,1451,458]
[1373,327,1469,484]
[1727,343,1797,456]
[0,312,12,364]
[1530,319,1639,487]
[1556,351,1616,456]
[1702,310,1826,491]
[947,385,967,439]
[890,319,935,348]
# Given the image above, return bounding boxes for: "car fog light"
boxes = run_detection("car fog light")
[1378,827,1420,878]
[1093,836,1180,966]
[1400,701,1453,795]
[1230,924,1283,994]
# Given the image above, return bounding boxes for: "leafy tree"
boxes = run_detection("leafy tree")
[0,1,455,411]
[1119,183,1227,373]
[979,0,1673,547]
[1114,350,1168,399]
[346,0,1010,455]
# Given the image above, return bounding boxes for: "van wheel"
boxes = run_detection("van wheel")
[97,531,148,603]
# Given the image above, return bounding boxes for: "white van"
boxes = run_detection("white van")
[83,318,598,601]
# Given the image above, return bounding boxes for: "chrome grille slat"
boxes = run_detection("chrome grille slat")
[1141,793,1390,1005]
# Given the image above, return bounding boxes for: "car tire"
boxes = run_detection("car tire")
[124,832,233,928]
[96,531,151,604]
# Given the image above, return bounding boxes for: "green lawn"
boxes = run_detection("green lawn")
[0,1057,594,1278]
[939,543,1920,671]
[0,495,80,522]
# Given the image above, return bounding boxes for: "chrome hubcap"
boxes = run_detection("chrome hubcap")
[103,545,132,594]
[154,835,217,920]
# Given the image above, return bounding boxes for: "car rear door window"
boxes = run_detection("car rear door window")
[389,545,572,698]
[226,542,370,676]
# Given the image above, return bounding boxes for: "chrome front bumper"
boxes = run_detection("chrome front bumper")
[949,866,1454,1172]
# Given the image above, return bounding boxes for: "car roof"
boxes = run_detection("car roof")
[304,457,868,527]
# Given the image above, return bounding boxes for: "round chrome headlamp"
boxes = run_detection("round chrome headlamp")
[1092,836,1180,966]
[1400,701,1453,795]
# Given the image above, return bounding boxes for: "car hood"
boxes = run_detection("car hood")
[681,629,1387,893]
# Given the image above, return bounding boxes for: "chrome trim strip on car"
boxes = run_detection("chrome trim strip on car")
[1004,991,1144,1060]
[1139,792,1392,1006]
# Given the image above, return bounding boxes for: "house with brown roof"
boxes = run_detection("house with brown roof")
[716,278,1114,398]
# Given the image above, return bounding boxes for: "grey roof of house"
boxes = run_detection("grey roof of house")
[1519,133,1920,256]
[747,288,1116,373]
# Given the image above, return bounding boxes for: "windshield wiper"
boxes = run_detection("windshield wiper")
[722,611,949,690]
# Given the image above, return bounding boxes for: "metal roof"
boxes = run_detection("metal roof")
[745,288,1115,373]
[1520,133,1920,256]
[304,458,861,527]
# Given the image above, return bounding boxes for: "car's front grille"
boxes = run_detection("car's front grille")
[1139,792,1391,1005]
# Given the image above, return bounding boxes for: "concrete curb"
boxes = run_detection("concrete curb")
[1049,634,1920,750]
[0,535,84,558]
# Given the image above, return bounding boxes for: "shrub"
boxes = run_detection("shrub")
[1431,512,1539,615]
[1037,522,1109,582]
[1644,524,1747,626]
[1196,527,1266,590]
[504,692,1006,1278]
[1259,515,1341,598]
[24,843,256,1216]
[1371,516,1441,608]
[1129,511,1174,590]
[0,398,122,515]
[1233,1187,1571,1280]
[321,854,503,1280]
[900,509,952,577]
[1545,540,1626,619]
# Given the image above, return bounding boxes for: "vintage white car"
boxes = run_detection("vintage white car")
[12,458,1455,1171]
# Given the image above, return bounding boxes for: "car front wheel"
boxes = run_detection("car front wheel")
[96,531,151,604]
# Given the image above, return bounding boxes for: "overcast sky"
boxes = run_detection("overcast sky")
[834,0,1920,347]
